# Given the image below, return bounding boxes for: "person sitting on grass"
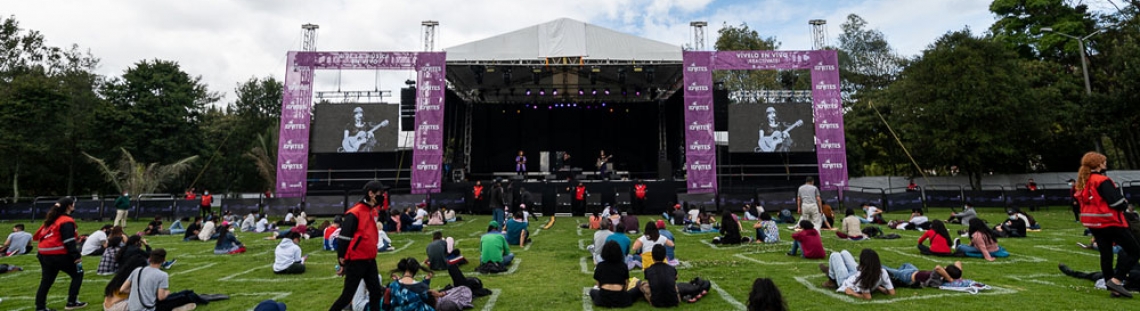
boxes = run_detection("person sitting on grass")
[119,249,202,311]
[427,206,445,226]
[401,208,419,232]
[443,207,458,223]
[753,212,780,244]
[860,203,884,224]
[103,254,148,311]
[273,232,306,274]
[947,203,977,225]
[384,209,404,233]
[631,222,676,269]
[917,220,953,256]
[242,212,257,232]
[747,278,788,311]
[169,218,186,236]
[255,215,275,233]
[1077,237,1124,254]
[408,204,428,232]
[426,231,465,271]
[377,226,395,252]
[144,216,164,236]
[324,218,341,251]
[97,235,126,276]
[79,224,113,257]
[183,217,203,241]
[119,235,152,267]
[388,257,439,311]
[604,223,632,265]
[479,221,513,267]
[955,218,1008,261]
[588,241,636,308]
[787,221,825,259]
[585,212,602,229]
[1059,262,1140,292]
[277,209,297,227]
[993,209,1027,238]
[1010,207,1040,230]
[197,217,218,241]
[821,249,895,300]
[588,221,615,264]
[505,211,530,246]
[743,204,761,221]
[637,245,680,307]
[884,261,963,288]
[836,209,865,241]
[214,224,246,255]
[713,210,752,244]
[655,220,678,265]
[621,214,641,235]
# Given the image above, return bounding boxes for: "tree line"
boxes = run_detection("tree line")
[716,1,1140,189]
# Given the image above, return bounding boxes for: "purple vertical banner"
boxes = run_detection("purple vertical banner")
[809,50,848,190]
[276,52,314,198]
[682,51,717,194]
[411,52,446,194]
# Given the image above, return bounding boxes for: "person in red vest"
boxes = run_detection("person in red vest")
[906,179,918,192]
[184,187,196,200]
[329,181,386,311]
[1075,152,1137,298]
[633,180,648,214]
[472,180,484,213]
[200,189,214,218]
[573,182,588,215]
[1026,178,1038,191]
[33,197,87,310]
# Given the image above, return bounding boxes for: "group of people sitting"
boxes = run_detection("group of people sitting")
[383,204,460,233]
[819,248,971,300]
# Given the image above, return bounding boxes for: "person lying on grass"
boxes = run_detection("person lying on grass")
[820,249,895,300]
[884,261,963,288]
[1059,262,1140,292]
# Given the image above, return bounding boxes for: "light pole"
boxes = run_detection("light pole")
[1041,27,1103,96]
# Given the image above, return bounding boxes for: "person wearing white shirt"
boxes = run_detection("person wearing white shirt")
[81,225,113,256]
[296,212,308,227]
[273,232,306,274]
[242,212,257,232]
[825,249,895,300]
[413,205,429,226]
[198,219,217,241]
[861,203,882,224]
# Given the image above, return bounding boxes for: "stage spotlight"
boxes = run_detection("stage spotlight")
[602,102,607,107]
[604,88,610,95]
[590,66,601,73]
[621,88,627,96]
[632,65,643,72]
[591,88,597,95]
[578,88,585,96]
[548,106,553,110]
[553,89,559,96]
[572,103,577,107]
[525,89,531,96]
[539,88,546,96]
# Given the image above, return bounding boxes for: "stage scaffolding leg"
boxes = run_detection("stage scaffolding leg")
[462,101,473,177]
[658,100,668,179]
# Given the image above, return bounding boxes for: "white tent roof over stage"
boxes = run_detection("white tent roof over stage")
[444,18,682,62]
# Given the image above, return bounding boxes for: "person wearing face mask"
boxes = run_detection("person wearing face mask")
[328,181,387,311]
[200,189,214,219]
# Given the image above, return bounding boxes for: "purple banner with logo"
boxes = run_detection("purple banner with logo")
[682,51,716,194]
[276,51,314,198]
[682,50,848,192]
[412,52,446,194]
[275,51,446,197]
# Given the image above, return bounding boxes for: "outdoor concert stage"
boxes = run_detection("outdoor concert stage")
[276,18,848,214]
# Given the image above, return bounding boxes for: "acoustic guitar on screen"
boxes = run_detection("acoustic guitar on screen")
[755,120,803,152]
[341,120,389,152]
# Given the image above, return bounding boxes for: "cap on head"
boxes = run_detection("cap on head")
[363,181,384,192]
[488,220,500,228]
[353,107,364,114]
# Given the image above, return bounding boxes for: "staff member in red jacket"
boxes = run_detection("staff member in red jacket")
[1075,152,1137,298]
[33,197,87,310]
[200,189,214,218]
[633,180,648,214]
[328,181,385,311]
[472,180,484,213]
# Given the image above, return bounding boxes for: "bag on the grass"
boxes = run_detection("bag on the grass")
[474,262,506,274]
[466,277,492,297]
[861,226,882,238]
[876,233,901,239]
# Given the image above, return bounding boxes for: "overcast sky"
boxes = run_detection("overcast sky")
[3,0,1044,103]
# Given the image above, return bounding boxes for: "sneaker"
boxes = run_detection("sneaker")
[1077,242,1090,249]
[953,238,961,250]
[821,279,837,289]
[818,263,829,274]
[64,301,88,310]
[162,259,177,270]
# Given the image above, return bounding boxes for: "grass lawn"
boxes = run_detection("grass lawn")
[0,207,1131,310]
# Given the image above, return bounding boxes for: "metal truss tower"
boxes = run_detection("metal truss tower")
[302,24,319,52]
[809,19,827,50]
[422,21,439,52]
[690,21,708,50]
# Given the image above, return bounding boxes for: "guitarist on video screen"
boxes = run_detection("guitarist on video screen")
[755,106,803,153]
[341,106,390,152]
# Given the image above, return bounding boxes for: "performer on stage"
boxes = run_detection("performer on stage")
[341,107,390,153]
[515,150,527,177]
[633,180,648,214]
[755,106,803,153]
[561,152,572,170]
[596,150,612,179]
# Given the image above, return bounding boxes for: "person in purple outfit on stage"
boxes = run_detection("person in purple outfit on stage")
[515,150,527,177]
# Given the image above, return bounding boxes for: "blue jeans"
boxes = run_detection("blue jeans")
[958,245,1009,258]
[323,238,336,251]
[883,263,920,286]
[492,208,505,230]
[788,241,805,257]
[502,253,515,266]
[828,250,858,282]
[756,229,766,242]
[377,240,391,252]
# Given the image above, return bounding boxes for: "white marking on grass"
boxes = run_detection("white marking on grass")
[170,262,218,276]
[1005,275,1061,287]
[709,281,747,310]
[733,253,821,265]
[577,227,583,236]
[531,228,542,237]
[580,257,591,274]
[880,247,1047,265]
[452,218,476,228]
[226,275,340,282]
[218,266,264,281]
[469,231,485,237]
[1033,245,1099,257]
[8,298,64,311]
[523,240,534,251]
[480,288,502,311]
[578,239,588,251]
[470,259,522,276]
[793,274,1017,304]
[699,240,751,250]
[377,240,415,255]
[0,268,38,280]
[582,287,595,311]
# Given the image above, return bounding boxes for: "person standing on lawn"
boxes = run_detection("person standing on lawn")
[329,181,387,311]
[114,190,131,228]
[1074,151,1138,298]
[33,197,88,310]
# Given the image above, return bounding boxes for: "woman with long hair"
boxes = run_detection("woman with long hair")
[117,235,151,267]
[102,255,148,310]
[631,221,675,268]
[824,249,894,300]
[747,278,787,311]
[588,241,635,308]
[214,224,246,254]
[713,210,751,244]
[917,220,952,256]
[32,197,88,310]
[97,235,125,276]
[956,218,1008,261]
[1074,151,1139,298]
[388,257,438,311]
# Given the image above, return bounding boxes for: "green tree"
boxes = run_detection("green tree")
[713,23,785,96]
[1088,8,1140,169]
[990,0,1097,60]
[84,148,198,195]
[880,29,1047,189]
